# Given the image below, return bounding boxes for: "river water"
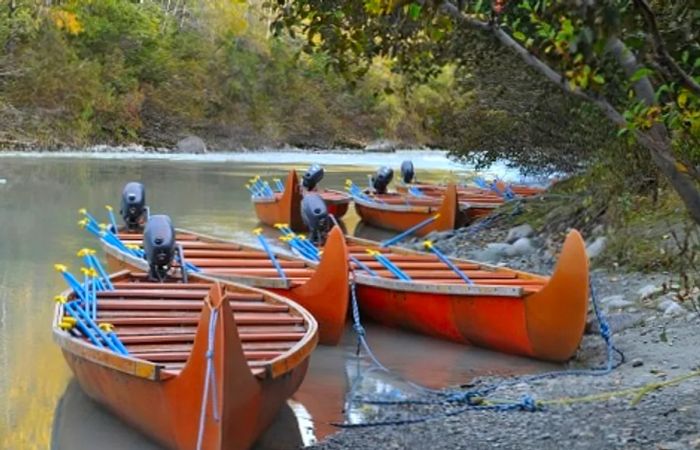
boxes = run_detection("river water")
[0,153,553,449]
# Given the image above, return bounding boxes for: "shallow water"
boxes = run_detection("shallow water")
[0,155,555,449]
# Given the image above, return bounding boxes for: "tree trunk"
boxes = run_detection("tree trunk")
[607,38,700,224]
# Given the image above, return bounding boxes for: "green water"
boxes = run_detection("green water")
[0,156,550,449]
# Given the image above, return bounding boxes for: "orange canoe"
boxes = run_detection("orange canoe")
[341,230,589,362]
[251,170,351,231]
[277,229,588,362]
[396,183,508,221]
[352,184,468,236]
[101,226,349,346]
[53,270,318,450]
[398,180,545,198]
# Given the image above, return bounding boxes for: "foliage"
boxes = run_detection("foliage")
[0,0,436,148]
[267,0,700,222]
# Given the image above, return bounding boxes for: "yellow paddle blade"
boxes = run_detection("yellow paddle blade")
[99,323,115,333]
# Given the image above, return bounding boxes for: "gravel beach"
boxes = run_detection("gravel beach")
[313,223,700,450]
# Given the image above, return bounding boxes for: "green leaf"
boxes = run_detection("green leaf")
[630,67,653,82]
[655,84,671,102]
[592,74,605,84]
[513,31,527,42]
[408,3,421,20]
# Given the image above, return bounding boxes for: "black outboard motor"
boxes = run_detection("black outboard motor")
[372,166,394,194]
[120,182,146,231]
[400,160,415,184]
[301,193,330,244]
[143,215,176,281]
[302,164,325,191]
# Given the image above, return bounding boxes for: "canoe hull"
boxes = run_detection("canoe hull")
[252,171,351,230]
[353,230,589,362]
[326,200,349,220]
[353,184,464,236]
[356,284,534,357]
[61,350,309,450]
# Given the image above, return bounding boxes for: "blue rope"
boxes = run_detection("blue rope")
[335,275,623,428]
[196,307,220,450]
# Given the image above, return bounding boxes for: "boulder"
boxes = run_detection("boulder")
[585,236,607,259]
[364,139,398,153]
[471,243,511,263]
[586,312,643,335]
[505,224,534,243]
[506,237,535,257]
[175,135,207,154]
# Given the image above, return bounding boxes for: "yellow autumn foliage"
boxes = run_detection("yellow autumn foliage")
[52,10,83,35]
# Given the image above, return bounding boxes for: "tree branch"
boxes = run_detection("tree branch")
[632,0,700,97]
[439,1,625,126]
[438,0,700,224]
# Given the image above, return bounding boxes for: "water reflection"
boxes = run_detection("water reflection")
[51,381,304,450]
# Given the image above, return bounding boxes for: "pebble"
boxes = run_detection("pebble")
[376,220,700,450]
[638,284,663,300]
[505,223,534,243]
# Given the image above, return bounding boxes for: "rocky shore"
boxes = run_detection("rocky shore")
[0,136,413,155]
[314,223,700,450]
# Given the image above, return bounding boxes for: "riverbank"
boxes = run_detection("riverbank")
[314,217,700,449]
[0,148,537,181]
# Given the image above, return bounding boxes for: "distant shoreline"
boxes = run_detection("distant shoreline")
[0,148,543,181]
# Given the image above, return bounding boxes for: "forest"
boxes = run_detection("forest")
[1,0,698,265]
